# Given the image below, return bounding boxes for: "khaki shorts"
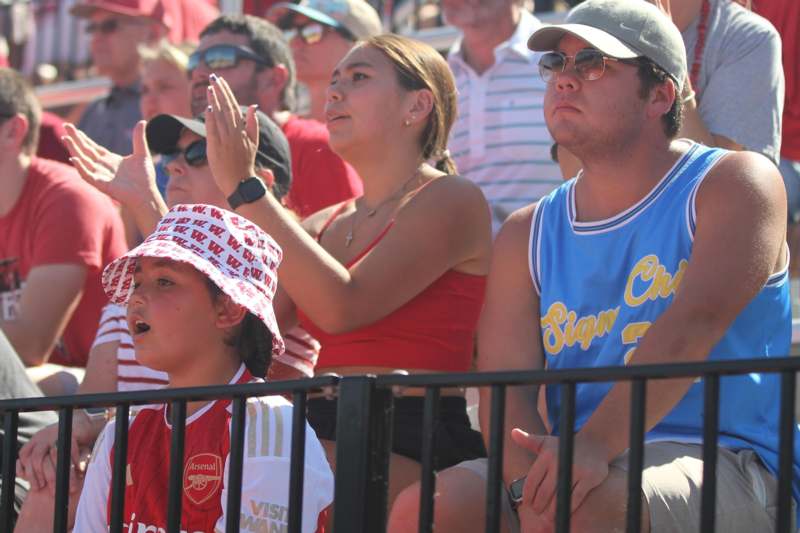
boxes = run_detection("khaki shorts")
[613,441,793,533]
[456,442,793,533]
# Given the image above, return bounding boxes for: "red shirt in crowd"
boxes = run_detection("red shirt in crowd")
[161,0,220,44]
[242,0,285,17]
[754,0,800,161]
[37,111,71,164]
[0,157,127,366]
[282,116,363,218]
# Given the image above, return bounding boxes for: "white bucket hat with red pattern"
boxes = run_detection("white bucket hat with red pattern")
[102,204,284,357]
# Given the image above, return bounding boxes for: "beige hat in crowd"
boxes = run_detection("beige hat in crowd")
[268,0,383,40]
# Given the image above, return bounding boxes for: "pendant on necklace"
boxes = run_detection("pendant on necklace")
[345,230,354,247]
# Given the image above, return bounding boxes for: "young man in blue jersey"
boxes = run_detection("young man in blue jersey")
[388,0,796,532]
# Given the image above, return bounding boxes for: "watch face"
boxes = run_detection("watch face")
[241,177,267,201]
[239,177,267,203]
[509,477,526,503]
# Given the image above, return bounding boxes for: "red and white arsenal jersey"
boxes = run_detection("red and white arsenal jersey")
[74,365,333,533]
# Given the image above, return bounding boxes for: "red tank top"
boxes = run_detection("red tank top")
[297,202,486,372]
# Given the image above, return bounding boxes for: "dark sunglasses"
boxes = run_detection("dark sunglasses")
[538,49,623,83]
[187,45,272,74]
[85,18,123,35]
[283,22,354,45]
[161,140,207,169]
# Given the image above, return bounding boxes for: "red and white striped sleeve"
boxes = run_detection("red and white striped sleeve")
[271,325,320,378]
[91,303,128,349]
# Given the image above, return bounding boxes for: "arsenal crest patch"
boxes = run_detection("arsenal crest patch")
[183,453,223,505]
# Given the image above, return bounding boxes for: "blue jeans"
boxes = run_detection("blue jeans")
[780,157,800,223]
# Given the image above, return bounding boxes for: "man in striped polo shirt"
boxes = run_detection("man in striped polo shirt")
[444,0,562,235]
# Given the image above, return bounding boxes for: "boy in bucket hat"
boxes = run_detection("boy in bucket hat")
[388,1,796,532]
[15,112,322,531]
[73,204,333,533]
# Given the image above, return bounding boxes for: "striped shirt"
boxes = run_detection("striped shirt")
[447,10,562,234]
[92,304,320,392]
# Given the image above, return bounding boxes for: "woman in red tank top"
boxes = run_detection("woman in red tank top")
[204,34,492,508]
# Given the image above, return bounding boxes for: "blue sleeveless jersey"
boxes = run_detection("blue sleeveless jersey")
[530,142,799,507]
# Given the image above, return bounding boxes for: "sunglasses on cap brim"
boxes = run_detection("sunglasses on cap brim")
[187,45,273,74]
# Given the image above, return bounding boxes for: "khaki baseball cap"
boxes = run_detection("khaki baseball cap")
[527,0,687,91]
[268,0,383,40]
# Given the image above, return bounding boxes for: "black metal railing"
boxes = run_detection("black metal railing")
[0,357,798,533]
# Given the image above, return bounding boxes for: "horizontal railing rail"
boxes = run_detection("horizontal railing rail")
[0,358,797,533]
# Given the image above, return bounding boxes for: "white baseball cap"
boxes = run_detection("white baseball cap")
[528,0,687,91]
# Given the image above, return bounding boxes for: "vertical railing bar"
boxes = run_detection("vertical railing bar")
[700,374,719,533]
[53,407,73,533]
[109,404,130,533]
[555,382,575,533]
[288,390,307,533]
[485,384,506,533]
[776,371,795,533]
[225,396,247,533]
[625,379,646,533]
[418,386,441,533]
[366,387,394,532]
[166,400,187,533]
[0,411,18,531]
[333,376,375,533]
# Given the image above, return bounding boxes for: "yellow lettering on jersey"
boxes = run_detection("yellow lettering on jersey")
[621,322,652,364]
[541,302,620,354]
[624,255,688,307]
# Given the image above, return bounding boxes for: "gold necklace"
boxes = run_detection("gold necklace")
[345,169,422,247]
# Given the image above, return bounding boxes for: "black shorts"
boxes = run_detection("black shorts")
[307,396,487,470]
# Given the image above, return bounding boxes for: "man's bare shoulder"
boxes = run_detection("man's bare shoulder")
[697,150,785,213]
[489,203,539,278]
[496,203,538,247]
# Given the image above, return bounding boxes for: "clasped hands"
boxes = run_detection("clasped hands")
[510,428,610,532]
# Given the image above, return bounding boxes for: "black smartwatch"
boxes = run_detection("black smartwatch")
[227,176,267,209]
[508,475,526,509]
